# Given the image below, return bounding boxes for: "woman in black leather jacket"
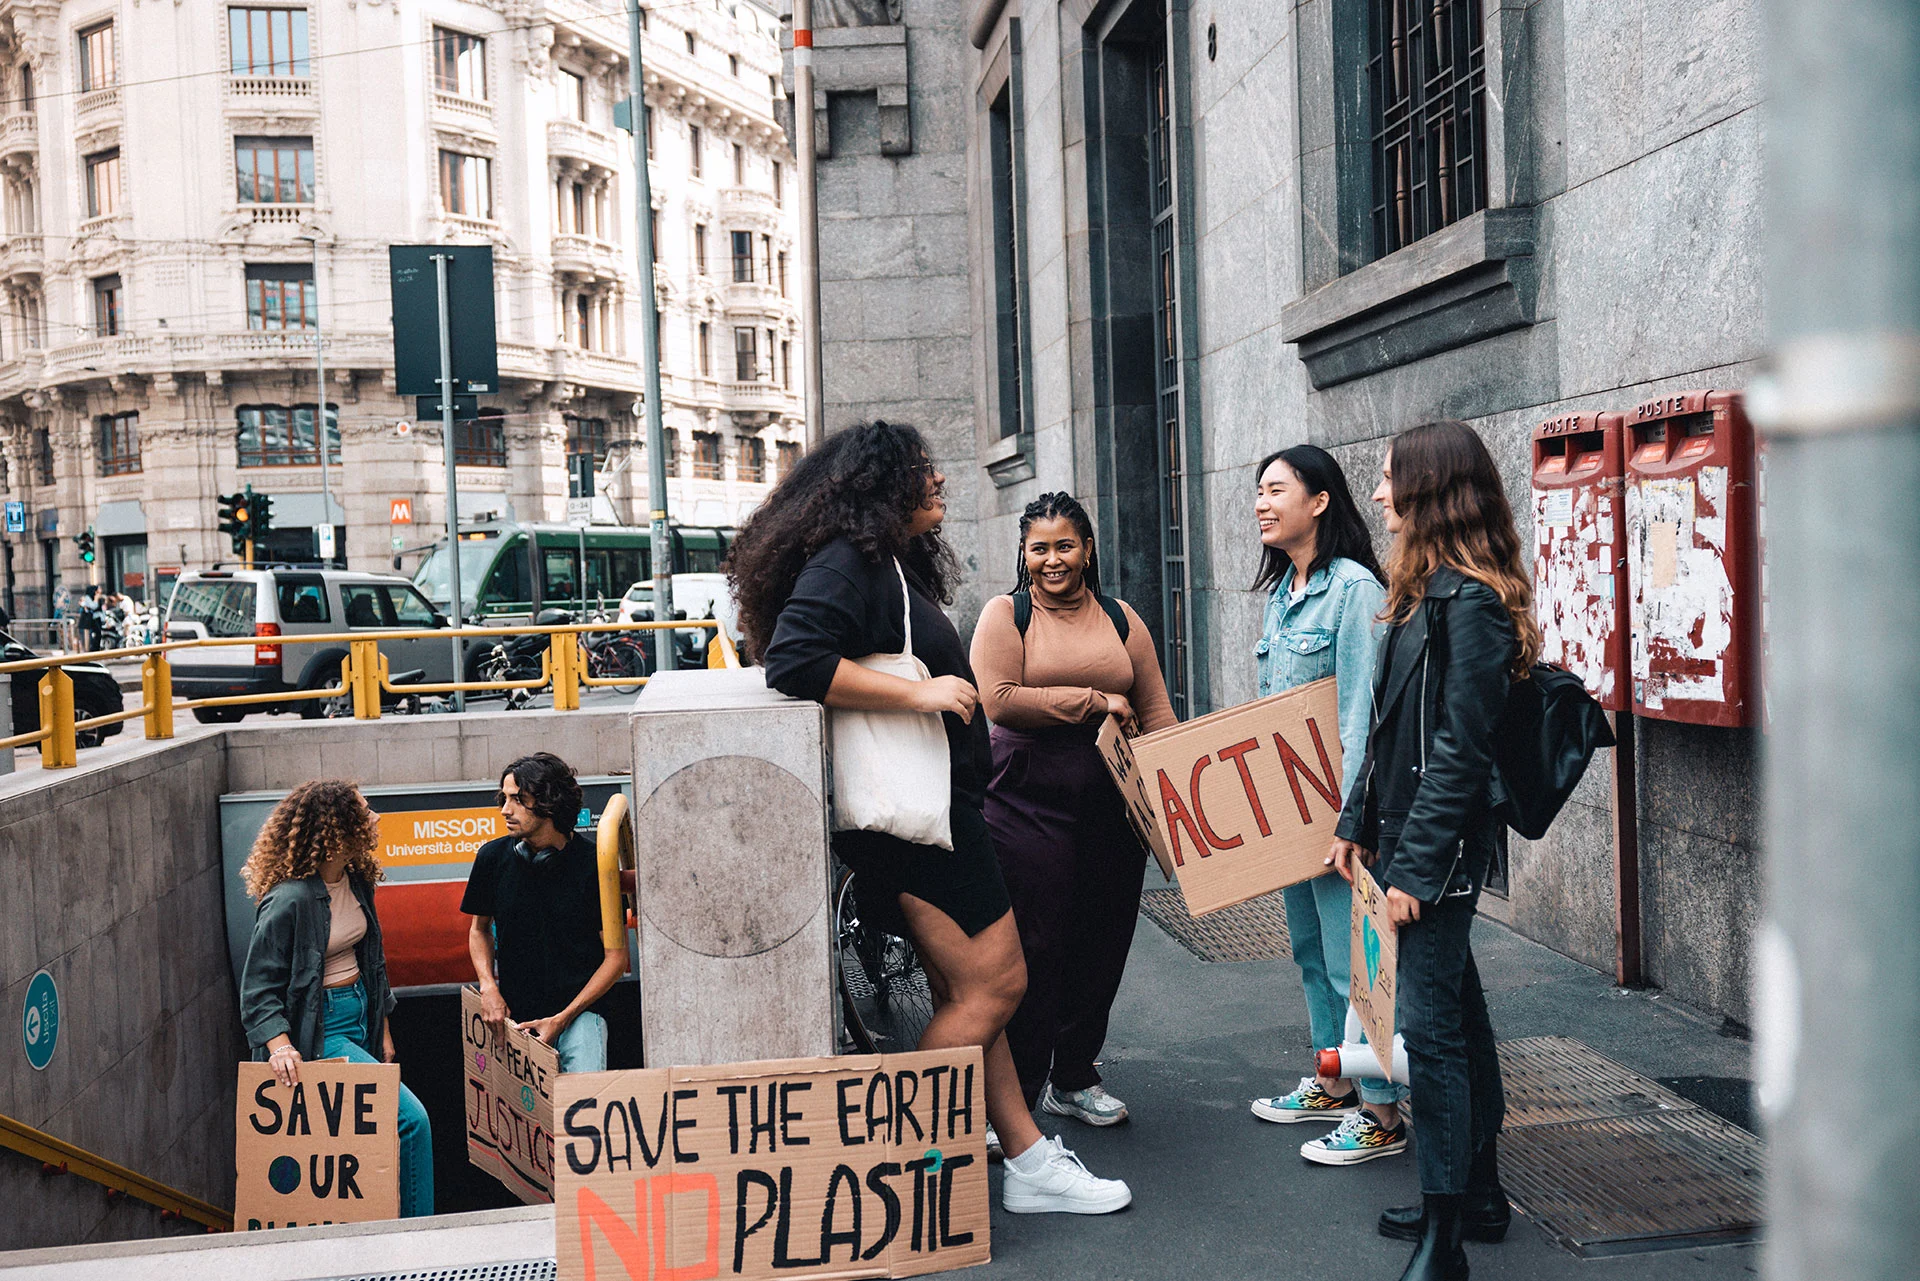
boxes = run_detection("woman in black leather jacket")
[1328,420,1542,1281]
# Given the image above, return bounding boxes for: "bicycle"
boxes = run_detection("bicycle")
[832,865,937,1055]
[583,618,650,694]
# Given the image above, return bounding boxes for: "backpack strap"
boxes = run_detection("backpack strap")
[1011,587,1130,643]
[1098,594,1130,643]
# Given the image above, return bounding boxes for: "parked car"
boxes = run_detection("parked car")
[164,568,458,722]
[2,610,125,747]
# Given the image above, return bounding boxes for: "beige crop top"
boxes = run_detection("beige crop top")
[323,876,367,987]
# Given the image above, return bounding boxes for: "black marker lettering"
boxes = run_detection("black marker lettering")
[249,1079,283,1135]
[717,1084,748,1156]
[672,1088,701,1163]
[779,1082,811,1147]
[836,1078,865,1145]
[734,1170,778,1273]
[820,1163,862,1262]
[861,1162,903,1261]
[562,1098,602,1175]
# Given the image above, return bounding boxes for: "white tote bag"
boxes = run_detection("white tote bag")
[829,559,954,849]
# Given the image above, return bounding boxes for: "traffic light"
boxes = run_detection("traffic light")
[251,490,274,537]
[217,492,249,554]
[74,526,95,565]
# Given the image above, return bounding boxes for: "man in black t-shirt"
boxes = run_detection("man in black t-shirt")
[462,752,626,1072]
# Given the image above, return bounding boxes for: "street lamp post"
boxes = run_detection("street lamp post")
[627,0,675,672]
[301,231,333,567]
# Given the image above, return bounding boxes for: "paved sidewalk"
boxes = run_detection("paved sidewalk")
[975,902,1759,1280]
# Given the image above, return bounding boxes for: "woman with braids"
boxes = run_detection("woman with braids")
[238,779,434,1218]
[968,492,1174,1128]
[734,422,1132,1216]
[1245,445,1413,1168]
[1328,420,1538,1281]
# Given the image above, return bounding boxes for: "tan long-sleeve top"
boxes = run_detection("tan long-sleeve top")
[970,588,1179,733]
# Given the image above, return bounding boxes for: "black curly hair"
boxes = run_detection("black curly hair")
[1012,491,1103,598]
[727,421,961,661]
[501,752,584,832]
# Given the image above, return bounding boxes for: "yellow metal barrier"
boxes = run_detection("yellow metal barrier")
[596,793,634,959]
[0,1112,231,1232]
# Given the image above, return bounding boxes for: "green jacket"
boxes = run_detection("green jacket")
[238,873,394,1060]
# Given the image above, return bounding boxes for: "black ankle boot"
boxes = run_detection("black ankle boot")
[1393,1194,1469,1281]
[1378,1138,1511,1243]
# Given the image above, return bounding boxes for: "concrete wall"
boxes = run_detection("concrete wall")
[0,707,637,1252]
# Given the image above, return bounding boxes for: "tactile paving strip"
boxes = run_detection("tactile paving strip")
[1138,884,1290,962]
[1496,1037,1763,1256]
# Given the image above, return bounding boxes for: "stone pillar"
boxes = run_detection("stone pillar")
[629,667,833,1066]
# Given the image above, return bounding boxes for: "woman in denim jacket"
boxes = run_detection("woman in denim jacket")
[1246,445,1413,1167]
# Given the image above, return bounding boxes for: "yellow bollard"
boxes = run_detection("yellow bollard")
[38,666,76,768]
[144,651,175,739]
[349,639,382,719]
[707,625,741,669]
[551,630,580,710]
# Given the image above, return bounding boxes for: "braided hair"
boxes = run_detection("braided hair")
[1012,491,1103,598]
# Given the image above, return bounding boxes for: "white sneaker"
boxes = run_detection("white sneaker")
[985,1123,1004,1161]
[1000,1136,1133,1215]
[1041,1082,1131,1126]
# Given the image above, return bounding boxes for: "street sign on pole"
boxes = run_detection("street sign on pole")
[317,524,336,561]
[566,497,593,528]
[4,500,23,534]
[389,246,498,395]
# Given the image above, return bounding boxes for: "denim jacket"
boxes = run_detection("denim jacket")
[1254,556,1386,801]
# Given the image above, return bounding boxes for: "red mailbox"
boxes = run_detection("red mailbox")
[1531,411,1629,710]
[1623,389,1759,727]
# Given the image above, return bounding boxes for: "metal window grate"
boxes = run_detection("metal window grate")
[328,1263,556,1281]
[1368,0,1488,257]
[1139,884,1291,963]
[1147,29,1192,721]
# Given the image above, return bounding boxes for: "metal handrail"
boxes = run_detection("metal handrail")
[0,1112,231,1232]
[0,616,741,769]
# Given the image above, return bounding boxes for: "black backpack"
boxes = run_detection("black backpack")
[1011,588,1129,642]
[1487,662,1616,840]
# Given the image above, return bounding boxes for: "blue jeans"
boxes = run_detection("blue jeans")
[1396,891,1506,1194]
[554,1010,608,1073]
[323,982,434,1218]
[1282,872,1407,1107]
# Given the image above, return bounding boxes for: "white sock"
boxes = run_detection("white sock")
[1006,1136,1054,1175]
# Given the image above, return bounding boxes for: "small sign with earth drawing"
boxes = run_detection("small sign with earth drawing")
[1350,867,1399,1081]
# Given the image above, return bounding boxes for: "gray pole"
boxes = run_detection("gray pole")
[433,252,466,712]
[792,0,823,447]
[628,0,674,672]
[312,233,333,567]
[1754,3,1919,1279]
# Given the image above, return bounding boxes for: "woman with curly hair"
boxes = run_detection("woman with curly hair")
[1329,420,1540,1280]
[733,421,1131,1216]
[239,779,433,1218]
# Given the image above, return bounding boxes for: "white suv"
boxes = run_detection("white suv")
[165,567,458,722]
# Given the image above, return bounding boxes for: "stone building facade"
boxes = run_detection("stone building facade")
[804,0,1764,1019]
[0,0,801,616]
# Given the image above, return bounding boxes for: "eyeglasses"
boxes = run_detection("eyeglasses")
[910,461,938,477]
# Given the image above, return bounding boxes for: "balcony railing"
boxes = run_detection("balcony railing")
[75,86,121,117]
[229,75,314,103]
[0,233,43,274]
[441,212,498,240]
[722,381,793,415]
[242,202,312,224]
[548,118,618,167]
[433,90,494,125]
[720,186,778,215]
[0,111,35,156]
[552,232,626,281]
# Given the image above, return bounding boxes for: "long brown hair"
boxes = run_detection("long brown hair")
[1380,420,1541,676]
[241,779,384,899]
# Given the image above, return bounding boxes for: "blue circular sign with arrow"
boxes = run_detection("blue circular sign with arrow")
[23,969,59,1071]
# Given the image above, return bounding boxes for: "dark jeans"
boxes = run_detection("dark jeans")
[1395,883,1506,1195]
[986,724,1147,1107]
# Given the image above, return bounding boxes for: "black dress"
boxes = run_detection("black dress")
[762,538,1012,936]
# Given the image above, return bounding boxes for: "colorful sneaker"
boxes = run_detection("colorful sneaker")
[1300,1108,1409,1166]
[985,1123,1004,1162]
[1000,1136,1133,1215]
[1041,1083,1130,1127]
[1251,1078,1360,1124]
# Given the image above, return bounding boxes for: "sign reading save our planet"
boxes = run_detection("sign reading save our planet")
[234,1061,400,1230]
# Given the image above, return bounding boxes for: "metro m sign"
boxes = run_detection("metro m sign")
[1098,677,1345,916]
[391,498,414,524]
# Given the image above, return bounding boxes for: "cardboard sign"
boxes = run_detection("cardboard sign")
[1097,677,1345,915]
[555,1048,990,1281]
[1350,868,1399,1081]
[463,985,562,1203]
[235,1061,400,1230]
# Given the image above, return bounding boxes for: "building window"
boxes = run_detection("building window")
[236,136,314,204]
[34,426,53,484]
[772,161,783,206]
[777,251,788,297]
[693,223,708,274]
[1368,0,1488,258]
[565,414,609,462]
[245,263,315,329]
[761,234,773,284]
[688,125,703,177]
[433,27,487,99]
[731,230,753,282]
[732,143,746,186]
[780,339,791,389]
[684,31,697,56]
[454,408,507,467]
[230,7,310,78]
[729,53,739,77]
[661,426,680,477]
[558,68,587,120]
[84,149,121,219]
[78,23,116,92]
[738,436,764,482]
[987,79,1030,441]
[776,440,800,481]
[96,412,139,476]
[698,321,711,376]
[569,293,591,347]
[765,327,777,381]
[439,150,492,218]
[92,274,122,336]
[18,64,33,110]
[690,431,723,480]
[733,327,757,381]
[237,403,340,467]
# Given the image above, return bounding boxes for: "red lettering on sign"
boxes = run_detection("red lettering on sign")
[1157,769,1203,866]
[578,1185,650,1281]
[652,1172,721,1281]
[1216,739,1272,837]
[1273,718,1342,824]
[1188,756,1244,852]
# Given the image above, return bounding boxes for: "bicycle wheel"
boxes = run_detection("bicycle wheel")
[833,866,937,1055]
[594,639,649,693]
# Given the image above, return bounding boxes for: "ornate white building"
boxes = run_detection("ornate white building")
[0,0,800,614]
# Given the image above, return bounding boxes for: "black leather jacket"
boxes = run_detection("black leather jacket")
[1335,567,1516,903]
[239,873,394,1061]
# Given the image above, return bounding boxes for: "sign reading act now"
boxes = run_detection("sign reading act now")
[555,1047,989,1281]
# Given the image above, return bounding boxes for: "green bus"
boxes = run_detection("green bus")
[408,521,734,623]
